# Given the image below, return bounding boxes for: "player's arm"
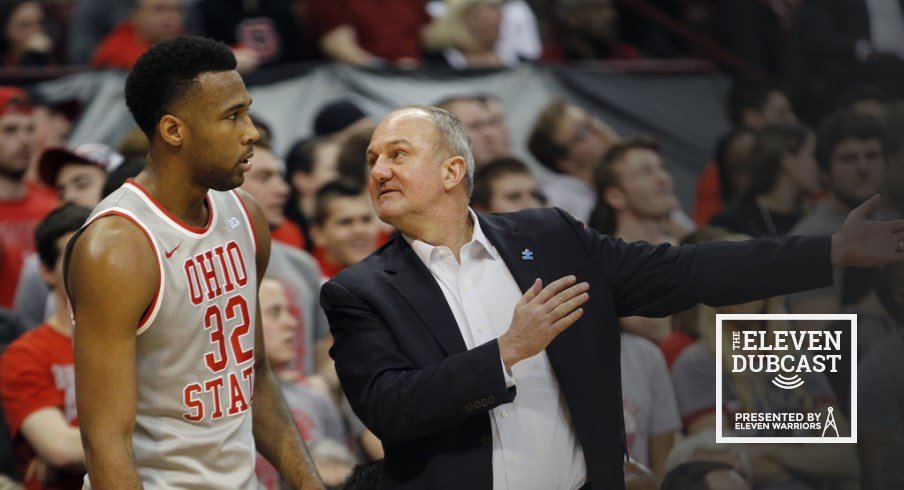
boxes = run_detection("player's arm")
[237,189,323,489]
[66,217,156,490]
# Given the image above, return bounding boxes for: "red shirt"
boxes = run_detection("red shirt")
[0,323,81,490]
[308,0,429,61]
[91,21,151,69]
[313,247,344,280]
[0,182,57,307]
[271,220,306,249]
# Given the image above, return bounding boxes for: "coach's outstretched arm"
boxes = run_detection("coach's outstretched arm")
[66,217,154,490]
[238,189,324,490]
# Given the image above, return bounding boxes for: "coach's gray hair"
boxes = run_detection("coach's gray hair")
[405,105,476,198]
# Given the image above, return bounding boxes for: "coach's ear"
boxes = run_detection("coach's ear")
[158,114,185,147]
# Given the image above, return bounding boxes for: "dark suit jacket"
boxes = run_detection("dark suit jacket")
[320,208,833,489]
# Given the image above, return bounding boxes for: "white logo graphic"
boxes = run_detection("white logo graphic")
[225,217,240,230]
[716,314,857,444]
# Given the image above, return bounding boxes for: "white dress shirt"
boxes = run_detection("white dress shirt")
[404,209,587,490]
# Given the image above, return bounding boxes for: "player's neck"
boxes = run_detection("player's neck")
[135,161,212,228]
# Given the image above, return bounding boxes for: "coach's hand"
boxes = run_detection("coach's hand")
[831,194,904,268]
[498,275,589,370]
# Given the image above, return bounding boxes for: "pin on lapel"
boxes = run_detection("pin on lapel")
[521,248,534,261]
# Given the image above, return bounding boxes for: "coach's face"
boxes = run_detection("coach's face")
[176,70,258,191]
[366,109,448,228]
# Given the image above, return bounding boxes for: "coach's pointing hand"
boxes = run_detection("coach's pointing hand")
[498,275,590,370]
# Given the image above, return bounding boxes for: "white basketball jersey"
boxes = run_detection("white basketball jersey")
[82,180,259,489]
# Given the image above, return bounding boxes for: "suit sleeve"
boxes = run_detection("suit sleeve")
[558,209,834,318]
[320,280,516,447]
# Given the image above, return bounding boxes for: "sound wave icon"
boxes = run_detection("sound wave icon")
[772,374,805,390]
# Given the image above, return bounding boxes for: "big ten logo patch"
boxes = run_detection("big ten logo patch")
[181,240,256,422]
[715,314,857,444]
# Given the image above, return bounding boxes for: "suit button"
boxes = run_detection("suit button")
[465,403,473,411]
[481,400,489,407]
[480,435,491,446]
[488,396,495,403]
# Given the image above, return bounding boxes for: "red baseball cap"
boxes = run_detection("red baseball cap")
[38,143,125,187]
[0,87,33,116]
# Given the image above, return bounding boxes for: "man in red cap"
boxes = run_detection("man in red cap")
[0,87,56,308]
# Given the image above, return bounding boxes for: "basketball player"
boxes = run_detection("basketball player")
[64,37,323,488]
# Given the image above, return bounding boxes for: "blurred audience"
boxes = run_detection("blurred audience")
[190,0,306,70]
[427,0,541,66]
[0,88,56,309]
[253,278,355,489]
[528,99,619,222]
[0,0,54,67]
[662,461,750,490]
[1,204,90,490]
[710,123,818,237]
[695,81,797,225]
[308,0,429,67]
[882,102,904,218]
[310,180,380,281]
[284,137,340,251]
[26,95,79,183]
[436,94,512,165]
[471,157,544,213]
[92,0,184,70]
[544,0,640,61]
[66,0,134,65]
[423,0,506,69]
[312,100,372,142]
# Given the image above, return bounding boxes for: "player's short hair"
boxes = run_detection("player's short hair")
[125,36,237,137]
[35,204,92,270]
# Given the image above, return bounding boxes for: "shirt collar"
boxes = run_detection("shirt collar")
[404,208,498,267]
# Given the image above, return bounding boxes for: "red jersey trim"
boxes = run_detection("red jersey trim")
[125,179,215,236]
[231,190,258,255]
[84,209,163,333]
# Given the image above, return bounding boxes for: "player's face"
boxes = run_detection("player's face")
[259,279,297,370]
[177,70,259,191]
[367,109,449,227]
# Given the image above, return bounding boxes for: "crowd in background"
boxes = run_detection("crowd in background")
[0,0,903,489]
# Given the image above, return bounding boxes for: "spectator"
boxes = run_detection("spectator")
[788,111,887,316]
[335,127,375,191]
[589,137,681,243]
[695,81,797,226]
[620,331,681,479]
[543,0,641,61]
[857,262,904,490]
[0,204,91,490]
[284,137,340,250]
[308,0,430,66]
[427,0,541,65]
[310,180,380,281]
[66,0,134,65]
[37,143,124,208]
[423,0,506,69]
[528,99,619,222]
[91,0,184,70]
[471,157,544,213]
[0,0,53,66]
[27,96,79,183]
[436,95,512,165]
[190,0,306,68]
[710,123,819,237]
[243,144,305,249]
[14,143,123,329]
[253,278,355,489]
[663,429,751,481]
[0,87,56,308]
[238,143,331,377]
[312,100,372,142]
[662,461,750,490]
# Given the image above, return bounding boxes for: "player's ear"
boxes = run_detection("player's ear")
[158,114,185,147]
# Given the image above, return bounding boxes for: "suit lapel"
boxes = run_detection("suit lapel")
[477,212,545,294]
[386,240,468,356]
